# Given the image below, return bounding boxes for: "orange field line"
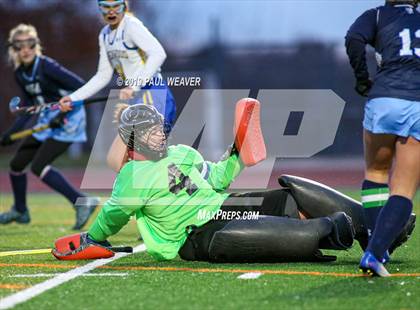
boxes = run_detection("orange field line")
[99,266,420,277]
[0,284,29,290]
[1,263,420,278]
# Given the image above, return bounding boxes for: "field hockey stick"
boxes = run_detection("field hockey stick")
[0,246,133,257]
[9,124,50,141]
[7,98,110,142]
[110,246,133,253]
[9,96,110,116]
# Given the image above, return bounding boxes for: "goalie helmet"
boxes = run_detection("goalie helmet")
[118,104,168,161]
[386,0,418,6]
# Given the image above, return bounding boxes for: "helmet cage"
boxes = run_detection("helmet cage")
[118,104,168,160]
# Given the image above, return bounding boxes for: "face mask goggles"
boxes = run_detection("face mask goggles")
[98,0,125,15]
[10,38,38,51]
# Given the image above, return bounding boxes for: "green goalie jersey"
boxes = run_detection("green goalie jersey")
[88,144,244,260]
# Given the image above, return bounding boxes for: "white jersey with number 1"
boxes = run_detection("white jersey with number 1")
[69,14,166,101]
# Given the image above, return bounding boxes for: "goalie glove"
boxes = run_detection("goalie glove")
[52,232,114,260]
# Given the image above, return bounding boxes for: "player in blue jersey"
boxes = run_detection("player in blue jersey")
[346,0,419,276]
[0,24,99,229]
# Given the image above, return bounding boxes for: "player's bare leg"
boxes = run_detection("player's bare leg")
[361,135,419,276]
[361,131,396,262]
[363,130,396,184]
[359,131,396,276]
[390,136,420,199]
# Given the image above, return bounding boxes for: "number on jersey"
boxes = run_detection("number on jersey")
[168,164,198,196]
[399,28,420,57]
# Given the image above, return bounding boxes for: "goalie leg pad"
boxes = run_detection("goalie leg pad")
[208,215,340,263]
[278,174,369,249]
[234,98,266,167]
[278,175,416,254]
[52,233,114,260]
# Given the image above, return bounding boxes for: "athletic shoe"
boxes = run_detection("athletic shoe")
[382,250,390,264]
[0,207,30,224]
[73,197,100,230]
[359,251,390,277]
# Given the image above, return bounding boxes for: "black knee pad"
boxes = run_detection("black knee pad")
[278,175,369,250]
[208,215,341,263]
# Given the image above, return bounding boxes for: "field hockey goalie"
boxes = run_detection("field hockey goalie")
[51,99,415,263]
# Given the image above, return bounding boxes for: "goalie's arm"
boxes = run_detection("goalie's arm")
[88,201,132,242]
[88,161,148,242]
[204,145,244,191]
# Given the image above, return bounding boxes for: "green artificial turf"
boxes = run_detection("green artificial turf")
[0,192,419,310]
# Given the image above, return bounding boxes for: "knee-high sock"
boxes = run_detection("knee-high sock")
[366,195,413,260]
[40,166,83,205]
[10,171,27,213]
[361,180,389,237]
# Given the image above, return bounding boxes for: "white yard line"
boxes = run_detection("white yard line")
[10,273,129,278]
[0,244,146,310]
[237,272,263,280]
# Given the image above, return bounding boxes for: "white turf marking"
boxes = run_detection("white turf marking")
[10,273,129,278]
[237,272,263,280]
[0,244,146,310]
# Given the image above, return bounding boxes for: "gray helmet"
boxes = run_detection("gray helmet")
[118,104,168,160]
[386,0,418,7]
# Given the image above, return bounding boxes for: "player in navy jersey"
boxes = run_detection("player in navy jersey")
[346,0,419,276]
[0,24,99,229]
